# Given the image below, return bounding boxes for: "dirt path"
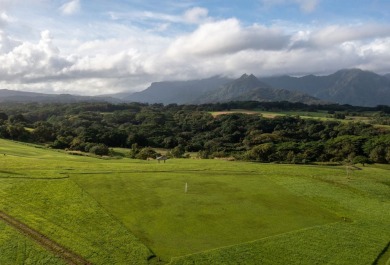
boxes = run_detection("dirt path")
[0,210,92,265]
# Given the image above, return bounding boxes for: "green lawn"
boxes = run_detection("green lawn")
[72,164,339,261]
[0,140,153,265]
[0,138,389,264]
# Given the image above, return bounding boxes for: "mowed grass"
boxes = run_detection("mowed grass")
[1,138,390,264]
[72,165,339,261]
[0,139,153,264]
[171,164,390,264]
[0,221,66,265]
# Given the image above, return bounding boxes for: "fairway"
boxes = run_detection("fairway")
[0,138,389,264]
[73,168,338,260]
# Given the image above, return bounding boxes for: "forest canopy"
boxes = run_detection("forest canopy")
[0,101,389,164]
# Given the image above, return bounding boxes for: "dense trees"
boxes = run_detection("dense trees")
[0,101,389,164]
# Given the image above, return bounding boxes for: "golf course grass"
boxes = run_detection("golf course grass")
[0,138,389,264]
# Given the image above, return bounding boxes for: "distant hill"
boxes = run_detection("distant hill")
[124,76,232,104]
[196,74,321,104]
[3,68,390,106]
[0,89,119,103]
[260,69,390,106]
[121,74,320,105]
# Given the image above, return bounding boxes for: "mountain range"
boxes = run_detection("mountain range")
[122,69,390,106]
[194,74,320,104]
[0,89,119,104]
[1,69,390,106]
[261,69,390,107]
[127,76,231,105]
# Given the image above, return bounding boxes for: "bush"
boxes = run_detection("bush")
[89,144,109,156]
[211,151,227,158]
[244,143,275,162]
[170,145,185,158]
[197,150,210,159]
[136,147,159,160]
[352,155,370,166]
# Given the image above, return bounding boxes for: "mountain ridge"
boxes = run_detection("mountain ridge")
[0,89,120,104]
[1,69,390,106]
[259,69,390,106]
[125,76,232,104]
[195,73,321,104]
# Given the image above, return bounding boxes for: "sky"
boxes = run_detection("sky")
[1,0,390,95]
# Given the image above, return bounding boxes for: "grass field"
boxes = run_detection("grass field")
[0,221,67,265]
[211,109,335,119]
[210,109,390,127]
[0,138,389,264]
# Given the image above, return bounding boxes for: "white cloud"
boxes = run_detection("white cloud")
[0,12,12,28]
[310,24,390,46]
[290,24,390,49]
[109,6,210,26]
[183,7,209,24]
[0,30,21,53]
[1,8,390,95]
[167,18,289,57]
[60,0,80,16]
[0,30,70,82]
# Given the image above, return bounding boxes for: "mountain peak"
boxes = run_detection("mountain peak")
[333,68,373,77]
[239,73,257,80]
[232,73,267,89]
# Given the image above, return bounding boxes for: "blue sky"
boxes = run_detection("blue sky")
[1,0,390,95]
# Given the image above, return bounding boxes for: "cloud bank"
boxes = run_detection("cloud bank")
[0,3,390,95]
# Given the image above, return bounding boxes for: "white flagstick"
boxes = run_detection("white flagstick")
[185,182,188,193]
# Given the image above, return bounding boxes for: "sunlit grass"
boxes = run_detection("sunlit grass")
[0,138,389,264]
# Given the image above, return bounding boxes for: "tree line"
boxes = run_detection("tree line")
[0,101,389,164]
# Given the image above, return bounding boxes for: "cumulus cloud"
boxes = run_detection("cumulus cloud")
[290,23,390,49]
[0,30,70,82]
[310,24,390,46]
[60,0,80,16]
[167,18,289,57]
[1,7,390,95]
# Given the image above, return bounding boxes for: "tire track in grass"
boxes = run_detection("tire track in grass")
[0,210,92,265]
[373,241,390,265]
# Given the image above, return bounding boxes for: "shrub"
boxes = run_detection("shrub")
[136,147,159,160]
[170,145,185,158]
[89,144,109,156]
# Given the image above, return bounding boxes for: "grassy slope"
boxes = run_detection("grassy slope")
[0,221,66,265]
[0,139,153,265]
[170,164,390,264]
[72,162,339,261]
[1,139,389,264]
[71,161,390,264]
